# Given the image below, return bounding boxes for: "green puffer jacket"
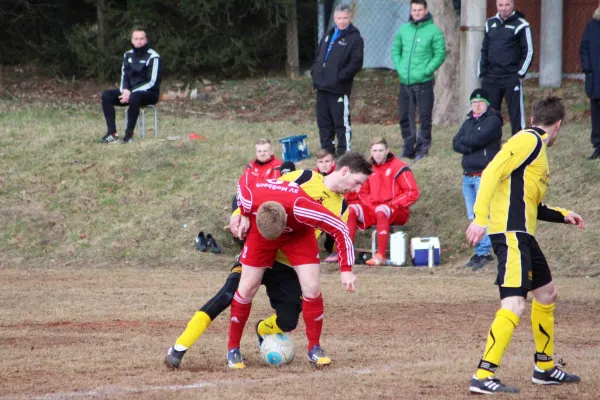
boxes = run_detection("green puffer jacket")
[391,14,446,85]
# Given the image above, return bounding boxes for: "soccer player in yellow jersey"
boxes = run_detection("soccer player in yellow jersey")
[466,96,585,394]
[165,152,371,369]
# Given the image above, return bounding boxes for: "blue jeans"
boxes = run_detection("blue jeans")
[462,175,492,256]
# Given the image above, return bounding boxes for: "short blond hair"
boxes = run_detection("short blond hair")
[370,137,388,148]
[315,149,334,160]
[255,138,271,146]
[256,201,287,240]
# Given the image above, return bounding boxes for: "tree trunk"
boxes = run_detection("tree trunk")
[430,0,460,125]
[286,0,300,79]
[97,0,108,80]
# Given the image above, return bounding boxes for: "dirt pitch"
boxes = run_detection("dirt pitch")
[1,265,599,400]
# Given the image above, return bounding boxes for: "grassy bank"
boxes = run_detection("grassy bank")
[0,100,598,275]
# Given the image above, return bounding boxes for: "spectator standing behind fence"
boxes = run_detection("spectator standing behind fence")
[100,26,160,144]
[580,5,600,160]
[312,4,364,156]
[452,89,502,271]
[479,0,533,136]
[391,0,446,160]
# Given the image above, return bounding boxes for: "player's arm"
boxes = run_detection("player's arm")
[292,197,354,271]
[473,133,540,227]
[538,203,584,228]
[389,166,420,209]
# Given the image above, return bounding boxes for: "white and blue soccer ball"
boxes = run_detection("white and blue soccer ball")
[259,333,295,367]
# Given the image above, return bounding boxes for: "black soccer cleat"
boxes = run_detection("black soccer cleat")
[122,134,134,144]
[469,376,520,395]
[195,231,208,252]
[206,234,222,254]
[164,346,186,369]
[101,132,119,143]
[532,365,581,385]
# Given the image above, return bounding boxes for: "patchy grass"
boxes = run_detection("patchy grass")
[0,96,598,275]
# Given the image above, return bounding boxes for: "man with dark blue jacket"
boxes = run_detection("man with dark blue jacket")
[312,4,364,156]
[580,6,600,160]
[100,26,161,144]
[453,89,502,271]
[479,0,533,136]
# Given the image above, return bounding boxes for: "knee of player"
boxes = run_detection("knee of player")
[500,296,526,318]
[537,286,558,304]
[301,283,321,299]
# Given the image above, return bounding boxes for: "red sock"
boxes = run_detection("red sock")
[376,211,390,256]
[302,293,324,350]
[348,207,358,241]
[228,291,252,350]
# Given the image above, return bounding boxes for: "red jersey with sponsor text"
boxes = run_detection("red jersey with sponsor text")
[237,177,354,271]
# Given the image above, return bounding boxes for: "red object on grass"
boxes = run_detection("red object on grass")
[189,133,207,140]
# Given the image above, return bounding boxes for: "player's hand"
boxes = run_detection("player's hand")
[466,222,486,246]
[229,214,241,236]
[340,271,356,293]
[119,89,131,104]
[564,212,585,229]
[236,216,251,239]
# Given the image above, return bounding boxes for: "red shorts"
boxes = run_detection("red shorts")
[240,227,320,268]
[350,203,409,230]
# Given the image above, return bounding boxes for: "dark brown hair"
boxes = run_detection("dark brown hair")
[336,152,373,175]
[532,96,565,126]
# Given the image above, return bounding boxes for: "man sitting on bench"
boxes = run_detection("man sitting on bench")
[346,137,420,265]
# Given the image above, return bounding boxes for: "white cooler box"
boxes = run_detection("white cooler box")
[410,237,441,267]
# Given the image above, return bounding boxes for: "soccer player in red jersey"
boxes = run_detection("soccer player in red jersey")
[226,177,356,369]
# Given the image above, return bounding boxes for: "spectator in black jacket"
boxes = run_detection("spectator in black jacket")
[580,6,600,160]
[100,26,161,144]
[453,89,502,271]
[479,0,533,136]
[312,4,364,156]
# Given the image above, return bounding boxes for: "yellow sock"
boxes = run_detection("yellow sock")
[476,308,520,379]
[532,299,555,370]
[257,313,284,336]
[174,311,212,349]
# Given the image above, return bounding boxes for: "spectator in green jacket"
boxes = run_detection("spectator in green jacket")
[391,0,446,160]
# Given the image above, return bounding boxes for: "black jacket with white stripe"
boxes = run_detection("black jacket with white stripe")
[120,44,161,94]
[478,11,533,85]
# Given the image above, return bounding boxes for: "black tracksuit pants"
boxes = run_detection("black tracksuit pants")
[482,80,525,136]
[591,98,600,150]
[398,80,434,157]
[101,89,159,136]
[316,90,351,155]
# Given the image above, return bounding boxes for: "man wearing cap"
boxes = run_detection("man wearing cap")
[453,89,503,270]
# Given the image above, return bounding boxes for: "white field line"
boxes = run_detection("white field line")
[2,363,396,400]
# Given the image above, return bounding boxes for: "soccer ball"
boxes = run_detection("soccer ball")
[259,333,295,367]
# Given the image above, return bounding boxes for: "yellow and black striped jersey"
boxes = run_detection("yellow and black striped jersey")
[473,127,570,236]
[233,169,348,266]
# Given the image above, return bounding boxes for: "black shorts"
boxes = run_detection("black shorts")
[261,261,302,310]
[490,232,553,299]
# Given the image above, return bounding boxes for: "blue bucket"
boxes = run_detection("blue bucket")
[279,135,310,162]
